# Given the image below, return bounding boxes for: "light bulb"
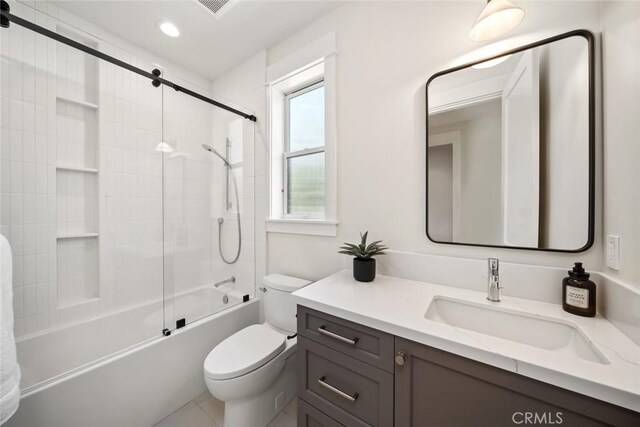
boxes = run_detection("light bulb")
[469,0,525,42]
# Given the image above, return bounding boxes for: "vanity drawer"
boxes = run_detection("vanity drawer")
[297,305,394,372]
[298,336,394,427]
[298,399,344,427]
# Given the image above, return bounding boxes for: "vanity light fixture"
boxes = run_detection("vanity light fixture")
[157,21,180,38]
[471,54,512,69]
[468,0,525,42]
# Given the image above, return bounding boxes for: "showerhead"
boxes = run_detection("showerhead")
[201,144,230,167]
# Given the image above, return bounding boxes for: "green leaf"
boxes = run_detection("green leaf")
[360,231,368,245]
[339,231,388,259]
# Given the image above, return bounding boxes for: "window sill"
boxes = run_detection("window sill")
[265,219,338,237]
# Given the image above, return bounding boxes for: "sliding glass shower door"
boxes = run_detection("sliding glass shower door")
[161,73,255,333]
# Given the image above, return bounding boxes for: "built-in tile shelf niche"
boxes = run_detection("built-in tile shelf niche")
[55,25,100,307]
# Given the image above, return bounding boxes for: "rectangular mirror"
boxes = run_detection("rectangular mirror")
[426,30,594,252]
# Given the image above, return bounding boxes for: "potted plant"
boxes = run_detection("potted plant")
[339,231,388,282]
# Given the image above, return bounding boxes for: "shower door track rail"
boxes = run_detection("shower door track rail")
[0,1,257,122]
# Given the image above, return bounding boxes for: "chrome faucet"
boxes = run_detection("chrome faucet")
[487,258,501,302]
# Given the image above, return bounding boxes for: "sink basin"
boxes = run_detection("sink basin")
[425,297,609,364]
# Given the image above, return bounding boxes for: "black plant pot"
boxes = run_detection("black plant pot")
[353,258,376,282]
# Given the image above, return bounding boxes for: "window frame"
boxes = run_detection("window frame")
[265,32,338,237]
[282,79,326,219]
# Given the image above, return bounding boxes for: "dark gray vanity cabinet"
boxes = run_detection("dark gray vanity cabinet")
[297,306,640,427]
[297,306,394,426]
[298,399,344,427]
[394,337,639,427]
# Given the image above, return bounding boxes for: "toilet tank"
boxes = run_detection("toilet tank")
[262,274,311,333]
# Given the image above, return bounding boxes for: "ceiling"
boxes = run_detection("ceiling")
[429,98,502,128]
[52,0,344,81]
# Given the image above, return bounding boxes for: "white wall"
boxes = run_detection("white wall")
[264,1,605,283]
[600,2,640,289]
[427,144,453,241]
[431,113,503,244]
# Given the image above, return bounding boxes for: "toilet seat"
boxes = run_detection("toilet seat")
[204,324,286,380]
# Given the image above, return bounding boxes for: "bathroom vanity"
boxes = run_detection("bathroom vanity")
[293,271,640,427]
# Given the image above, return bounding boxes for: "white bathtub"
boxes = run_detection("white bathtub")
[5,289,258,427]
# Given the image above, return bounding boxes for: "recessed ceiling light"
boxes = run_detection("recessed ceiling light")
[472,54,512,69]
[157,21,180,38]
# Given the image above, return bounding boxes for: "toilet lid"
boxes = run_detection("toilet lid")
[204,324,286,380]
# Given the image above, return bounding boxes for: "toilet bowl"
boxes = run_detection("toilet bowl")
[204,274,310,427]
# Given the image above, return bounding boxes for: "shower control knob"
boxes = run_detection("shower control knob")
[259,287,267,293]
[395,351,406,366]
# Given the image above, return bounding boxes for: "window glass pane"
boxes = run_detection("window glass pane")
[287,152,325,215]
[289,85,325,152]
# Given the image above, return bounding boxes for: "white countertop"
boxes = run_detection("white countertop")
[292,270,640,412]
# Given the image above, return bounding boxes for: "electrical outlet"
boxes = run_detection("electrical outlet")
[606,235,620,270]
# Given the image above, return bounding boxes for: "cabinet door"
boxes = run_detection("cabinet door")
[298,399,344,427]
[394,337,639,427]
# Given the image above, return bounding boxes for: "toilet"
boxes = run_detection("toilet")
[204,274,311,427]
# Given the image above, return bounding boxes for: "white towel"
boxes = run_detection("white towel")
[0,234,20,425]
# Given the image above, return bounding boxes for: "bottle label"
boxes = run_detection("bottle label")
[566,286,589,309]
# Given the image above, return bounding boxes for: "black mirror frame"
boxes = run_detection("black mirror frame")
[425,29,595,253]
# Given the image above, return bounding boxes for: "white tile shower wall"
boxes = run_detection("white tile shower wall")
[162,85,220,322]
[0,0,218,336]
[210,115,257,298]
[1,1,58,336]
[57,236,98,307]
[210,51,266,300]
[98,50,164,320]
[55,102,98,169]
[56,170,98,235]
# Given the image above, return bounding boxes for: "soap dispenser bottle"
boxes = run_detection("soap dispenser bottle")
[562,262,596,317]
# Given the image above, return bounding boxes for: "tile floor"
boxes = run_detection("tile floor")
[154,392,297,427]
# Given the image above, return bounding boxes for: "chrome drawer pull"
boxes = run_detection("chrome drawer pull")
[317,326,359,345]
[318,376,359,403]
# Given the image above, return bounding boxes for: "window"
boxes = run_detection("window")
[284,81,325,217]
[266,33,337,236]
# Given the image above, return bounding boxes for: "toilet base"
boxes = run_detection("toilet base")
[222,354,297,427]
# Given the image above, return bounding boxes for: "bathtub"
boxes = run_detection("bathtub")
[5,287,258,427]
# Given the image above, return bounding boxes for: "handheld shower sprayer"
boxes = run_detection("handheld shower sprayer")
[201,144,230,167]
[202,143,241,265]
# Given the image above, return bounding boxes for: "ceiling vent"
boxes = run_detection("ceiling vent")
[195,0,237,19]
